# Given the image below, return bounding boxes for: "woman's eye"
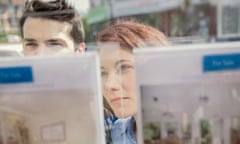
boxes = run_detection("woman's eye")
[101,71,108,77]
[118,64,133,73]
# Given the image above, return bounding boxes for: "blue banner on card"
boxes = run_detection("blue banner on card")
[0,66,33,84]
[203,53,240,72]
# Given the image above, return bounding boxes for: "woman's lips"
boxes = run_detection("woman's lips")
[110,97,129,103]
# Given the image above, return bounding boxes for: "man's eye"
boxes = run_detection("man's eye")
[24,43,38,51]
[50,42,61,45]
[48,42,64,50]
[49,42,63,47]
[25,43,38,47]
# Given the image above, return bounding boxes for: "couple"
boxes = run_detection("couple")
[20,0,169,144]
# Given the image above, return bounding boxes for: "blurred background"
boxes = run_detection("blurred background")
[0,0,240,52]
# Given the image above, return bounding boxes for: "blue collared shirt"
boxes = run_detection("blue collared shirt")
[104,109,117,144]
[111,117,137,144]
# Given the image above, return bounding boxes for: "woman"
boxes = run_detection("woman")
[97,20,169,144]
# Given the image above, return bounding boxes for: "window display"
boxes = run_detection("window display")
[134,42,240,144]
[217,1,240,38]
[231,117,240,144]
[0,4,23,43]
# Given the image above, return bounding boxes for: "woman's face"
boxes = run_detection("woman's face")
[100,46,137,118]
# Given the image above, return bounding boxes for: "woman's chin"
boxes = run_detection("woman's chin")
[114,111,135,118]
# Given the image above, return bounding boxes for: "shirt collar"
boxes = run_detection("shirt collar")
[114,117,134,135]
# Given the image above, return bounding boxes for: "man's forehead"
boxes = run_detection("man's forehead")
[23,17,72,39]
[24,17,71,32]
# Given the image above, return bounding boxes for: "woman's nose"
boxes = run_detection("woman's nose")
[104,73,121,91]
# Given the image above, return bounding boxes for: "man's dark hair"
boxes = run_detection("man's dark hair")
[20,0,84,50]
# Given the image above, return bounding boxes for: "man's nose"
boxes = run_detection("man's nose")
[36,46,52,56]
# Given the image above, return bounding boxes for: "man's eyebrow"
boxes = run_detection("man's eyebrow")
[47,39,62,43]
[115,59,132,66]
[24,38,36,42]
[47,39,67,45]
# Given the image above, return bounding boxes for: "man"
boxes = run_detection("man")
[19,1,115,144]
[19,0,85,56]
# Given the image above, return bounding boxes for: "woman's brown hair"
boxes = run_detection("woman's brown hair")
[97,20,169,50]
